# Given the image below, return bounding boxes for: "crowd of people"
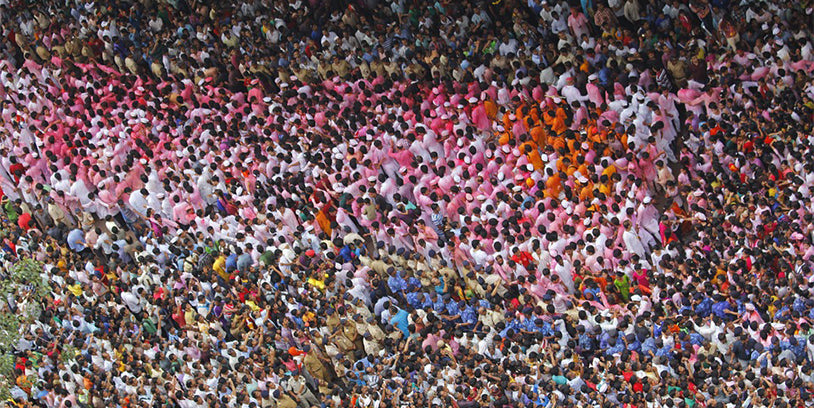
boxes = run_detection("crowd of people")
[1,0,814,406]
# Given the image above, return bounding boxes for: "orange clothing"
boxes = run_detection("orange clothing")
[521,142,545,170]
[498,131,513,146]
[545,173,563,199]
[598,182,612,197]
[548,134,566,152]
[578,183,595,201]
[315,210,332,235]
[484,100,498,120]
[530,125,547,146]
[602,165,617,179]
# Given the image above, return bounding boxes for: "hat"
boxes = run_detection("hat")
[588,74,598,81]
[468,97,478,103]
[643,196,652,204]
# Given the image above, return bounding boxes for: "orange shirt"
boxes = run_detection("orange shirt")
[578,183,595,201]
[545,174,562,199]
[522,142,545,170]
[602,165,617,179]
[484,100,498,120]
[548,134,566,152]
[530,125,547,146]
[599,182,612,197]
[498,131,513,146]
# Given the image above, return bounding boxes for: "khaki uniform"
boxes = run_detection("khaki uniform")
[370,60,386,78]
[358,61,371,79]
[276,394,297,408]
[303,352,327,382]
[342,320,362,351]
[325,314,340,332]
[316,61,332,80]
[331,60,351,79]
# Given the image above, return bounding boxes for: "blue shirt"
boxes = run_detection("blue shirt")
[461,306,477,325]
[390,309,410,336]
[432,297,446,312]
[689,333,706,347]
[774,306,791,321]
[788,337,806,360]
[655,345,672,359]
[66,229,86,252]
[405,291,423,308]
[225,253,238,273]
[578,334,593,351]
[627,338,642,353]
[388,273,407,293]
[606,342,625,355]
[406,276,421,289]
[445,301,461,317]
[695,297,714,318]
[793,297,807,315]
[712,301,733,320]
[339,246,354,263]
[421,294,435,309]
[641,337,657,354]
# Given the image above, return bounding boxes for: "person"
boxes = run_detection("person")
[1,0,814,407]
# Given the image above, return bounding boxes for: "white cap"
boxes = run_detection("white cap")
[643,196,652,204]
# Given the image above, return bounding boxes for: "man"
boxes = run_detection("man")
[282,371,319,408]
[622,220,647,260]
[66,227,87,254]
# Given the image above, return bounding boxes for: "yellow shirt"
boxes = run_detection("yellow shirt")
[245,300,261,312]
[213,256,228,279]
[308,277,326,291]
[68,284,83,297]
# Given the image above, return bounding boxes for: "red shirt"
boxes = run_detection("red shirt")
[17,212,32,231]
